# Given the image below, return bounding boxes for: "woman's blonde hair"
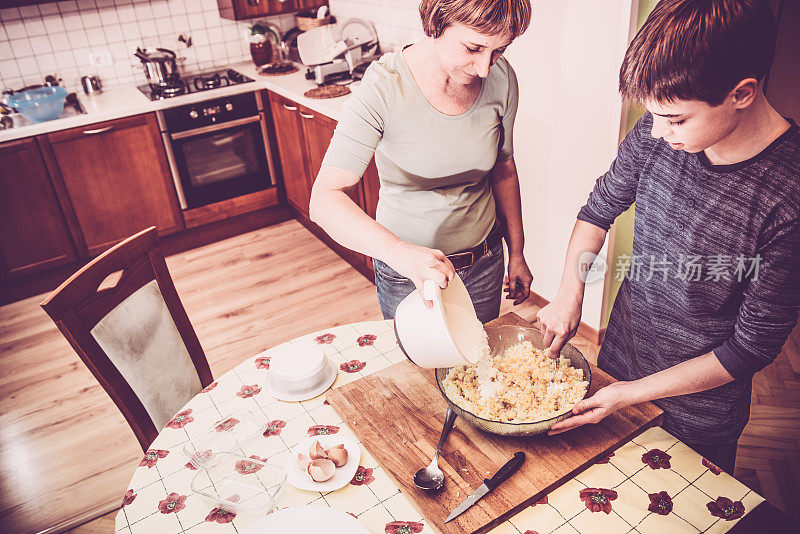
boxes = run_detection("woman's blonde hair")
[419,0,532,39]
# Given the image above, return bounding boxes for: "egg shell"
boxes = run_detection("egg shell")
[307,458,336,482]
[297,453,312,471]
[309,440,327,460]
[326,446,348,467]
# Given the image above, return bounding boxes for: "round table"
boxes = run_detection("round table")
[114,320,765,534]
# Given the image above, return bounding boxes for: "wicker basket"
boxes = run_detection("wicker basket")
[295,14,332,31]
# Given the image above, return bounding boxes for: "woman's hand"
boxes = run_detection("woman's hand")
[384,243,456,306]
[548,381,633,435]
[535,294,582,355]
[505,254,533,305]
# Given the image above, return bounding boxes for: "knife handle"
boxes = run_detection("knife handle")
[484,451,525,491]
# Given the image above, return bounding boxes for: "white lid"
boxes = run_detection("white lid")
[269,342,326,381]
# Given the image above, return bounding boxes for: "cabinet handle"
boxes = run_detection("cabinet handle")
[82,126,114,135]
[282,103,298,111]
[247,0,261,6]
[299,112,314,119]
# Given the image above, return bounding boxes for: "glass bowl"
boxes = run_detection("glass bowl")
[435,324,592,436]
[7,86,68,123]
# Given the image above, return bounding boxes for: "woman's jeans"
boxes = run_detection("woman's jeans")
[373,241,505,324]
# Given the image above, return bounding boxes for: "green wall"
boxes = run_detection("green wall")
[601,0,658,328]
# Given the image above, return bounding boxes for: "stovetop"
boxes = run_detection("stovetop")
[137,68,255,100]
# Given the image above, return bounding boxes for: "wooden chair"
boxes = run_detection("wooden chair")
[41,226,213,451]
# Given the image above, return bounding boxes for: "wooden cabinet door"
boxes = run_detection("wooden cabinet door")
[360,159,380,275]
[218,0,298,20]
[0,137,77,278]
[298,105,369,269]
[44,113,183,256]
[269,92,312,217]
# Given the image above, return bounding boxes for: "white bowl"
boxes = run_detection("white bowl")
[265,342,337,402]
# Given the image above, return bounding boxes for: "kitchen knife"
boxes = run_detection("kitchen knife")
[445,451,526,523]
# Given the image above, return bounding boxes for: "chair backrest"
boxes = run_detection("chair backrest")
[41,227,213,451]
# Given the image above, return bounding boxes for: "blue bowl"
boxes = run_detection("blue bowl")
[8,86,69,123]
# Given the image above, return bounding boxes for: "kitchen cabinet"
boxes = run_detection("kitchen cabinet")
[217,0,327,21]
[267,90,378,280]
[0,137,77,279]
[41,113,183,256]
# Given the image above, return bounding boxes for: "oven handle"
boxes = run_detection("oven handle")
[170,115,261,140]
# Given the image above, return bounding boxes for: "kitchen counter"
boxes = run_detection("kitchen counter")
[0,61,352,144]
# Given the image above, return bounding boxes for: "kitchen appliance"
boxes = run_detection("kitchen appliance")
[156,91,277,210]
[134,47,181,87]
[80,75,102,95]
[137,68,255,100]
[327,314,663,534]
[297,18,378,85]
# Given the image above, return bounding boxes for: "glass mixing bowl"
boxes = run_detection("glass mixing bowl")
[435,324,592,436]
[7,86,68,123]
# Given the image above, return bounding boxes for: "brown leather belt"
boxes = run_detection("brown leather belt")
[446,226,502,270]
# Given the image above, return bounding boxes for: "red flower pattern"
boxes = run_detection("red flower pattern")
[263,420,286,437]
[215,417,240,432]
[315,333,336,344]
[121,489,136,507]
[350,466,375,485]
[139,449,169,468]
[531,495,548,506]
[524,531,541,534]
[202,381,218,392]
[596,452,615,464]
[234,455,267,475]
[255,356,271,369]
[165,409,194,429]
[185,449,213,470]
[703,458,722,475]
[357,334,377,347]
[205,507,236,523]
[340,359,366,373]
[236,384,262,398]
[158,492,187,514]
[578,488,618,514]
[308,424,339,436]
[648,491,673,515]
[385,521,424,534]
[707,496,745,521]
[642,449,672,469]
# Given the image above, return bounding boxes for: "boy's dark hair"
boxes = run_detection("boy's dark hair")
[619,0,778,105]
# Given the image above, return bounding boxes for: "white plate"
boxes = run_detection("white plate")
[285,435,361,492]
[264,358,337,402]
[242,505,368,534]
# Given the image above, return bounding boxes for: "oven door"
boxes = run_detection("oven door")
[169,115,270,209]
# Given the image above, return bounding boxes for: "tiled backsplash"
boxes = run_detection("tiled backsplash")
[0,0,295,92]
[329,0,424,52]
[0,0,427,94]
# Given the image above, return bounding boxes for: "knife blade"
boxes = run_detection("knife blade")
[445,451,525,523]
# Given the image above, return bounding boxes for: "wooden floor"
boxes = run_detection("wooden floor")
[0,220,797,533]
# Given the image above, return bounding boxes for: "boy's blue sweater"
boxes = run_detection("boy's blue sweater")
[578,113,800,445]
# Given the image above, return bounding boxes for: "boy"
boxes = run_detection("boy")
[538,0,799,473]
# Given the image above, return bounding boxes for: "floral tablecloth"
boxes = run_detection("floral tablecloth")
[114,320,765,534]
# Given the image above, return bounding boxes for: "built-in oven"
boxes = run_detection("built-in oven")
[157,91,276,210]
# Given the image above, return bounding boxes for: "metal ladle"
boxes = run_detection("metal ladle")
[414,408,457,491]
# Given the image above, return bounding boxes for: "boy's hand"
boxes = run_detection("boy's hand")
[548,381,633,435]
[504,255,533,305]
[535,296,582,356]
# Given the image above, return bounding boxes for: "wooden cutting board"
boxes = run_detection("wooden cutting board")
[327,313,663,534]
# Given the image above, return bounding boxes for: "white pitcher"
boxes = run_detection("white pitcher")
[393,273,484,368]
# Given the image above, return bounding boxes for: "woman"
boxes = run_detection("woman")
[309,0,533,322]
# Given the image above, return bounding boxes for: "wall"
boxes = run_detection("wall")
[328,0,423,52]
[0,0,296,92]
[505,0,634,330]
